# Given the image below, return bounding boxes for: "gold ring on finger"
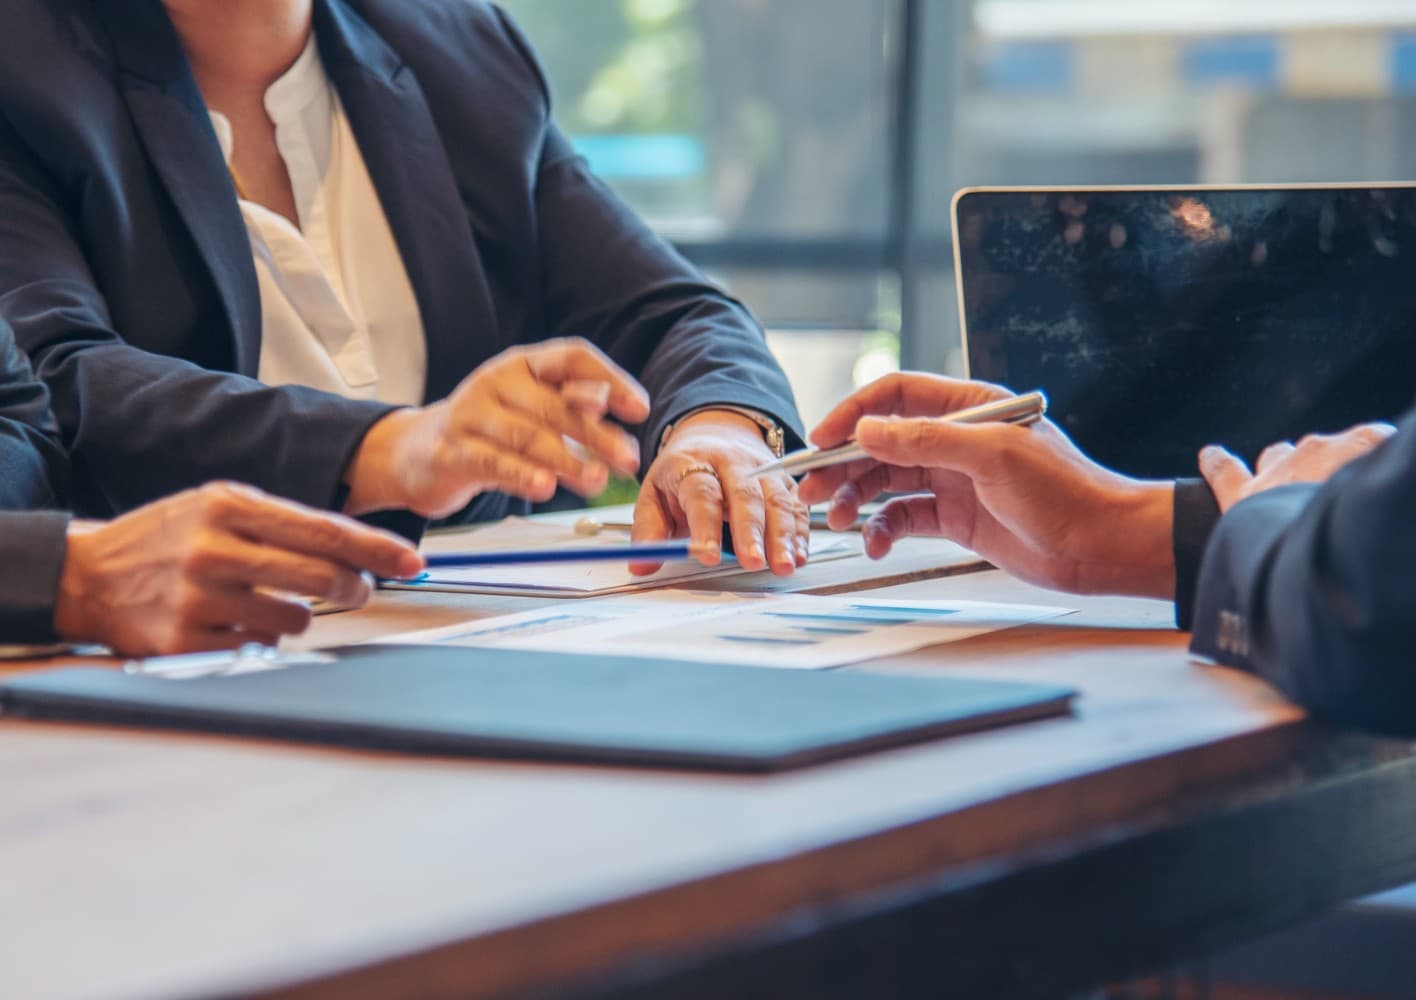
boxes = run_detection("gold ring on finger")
[674,463,718,492]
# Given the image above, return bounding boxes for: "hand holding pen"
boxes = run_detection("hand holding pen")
[795,374,1176,599]
[751,391,1047,479]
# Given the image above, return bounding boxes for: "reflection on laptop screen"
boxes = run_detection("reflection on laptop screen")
[956,187,1416,479]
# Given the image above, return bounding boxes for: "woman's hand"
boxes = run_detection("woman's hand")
[344,338,651,519]
[631,410,808,577]
[798,373,1176,599]
[54,482,424,656]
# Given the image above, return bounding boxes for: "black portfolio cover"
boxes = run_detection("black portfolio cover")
[0,645,1074,771]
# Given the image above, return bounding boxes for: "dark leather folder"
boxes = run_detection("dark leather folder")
[0,645,1075,771]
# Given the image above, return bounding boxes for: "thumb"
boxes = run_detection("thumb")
[1198,445,1251,512]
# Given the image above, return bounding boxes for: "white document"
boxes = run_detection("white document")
[380,590,1073,670]
[382,518,857,598]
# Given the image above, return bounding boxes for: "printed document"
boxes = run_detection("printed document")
[380,590,1073,670]
[382,517,857,598]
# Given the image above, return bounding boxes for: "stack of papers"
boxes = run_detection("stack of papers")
[383,517,857,598]
[382,590,1073,670]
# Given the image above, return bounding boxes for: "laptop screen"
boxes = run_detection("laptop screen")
[956,186,1416,479]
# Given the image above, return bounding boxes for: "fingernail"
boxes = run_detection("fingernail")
[533,471,555,493]
[581,381,612,409]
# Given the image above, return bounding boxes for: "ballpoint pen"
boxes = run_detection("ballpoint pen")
[749,390,1048,479]
[421,540,692,569]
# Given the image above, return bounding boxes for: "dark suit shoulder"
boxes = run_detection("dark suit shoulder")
[0,1,121,92]
[343,0,548,97]
[0,1,136,198]
[333,0,555,209]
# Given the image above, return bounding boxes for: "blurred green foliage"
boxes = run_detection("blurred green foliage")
[499,0,702,135]
[592,473,641,507]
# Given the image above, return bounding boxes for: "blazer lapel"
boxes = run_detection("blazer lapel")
[90,1,262,375]
[313,0,496,403]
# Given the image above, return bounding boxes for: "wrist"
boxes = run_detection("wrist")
[1094,479,1177,600]
[677,408,760,435]
[666,408,774,451]
[53,521,105,644]
[343,408,426,516]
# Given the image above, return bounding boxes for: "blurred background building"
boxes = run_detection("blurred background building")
[501,0,1416,426]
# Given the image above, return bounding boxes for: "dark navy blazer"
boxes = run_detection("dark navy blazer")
[1177,404,1416,735]
[0,317,71,641]
[0,0,800,519]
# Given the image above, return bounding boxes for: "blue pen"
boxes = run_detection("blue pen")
[421,540,694,570]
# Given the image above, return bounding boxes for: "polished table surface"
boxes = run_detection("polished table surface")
[3,534,1416,1000]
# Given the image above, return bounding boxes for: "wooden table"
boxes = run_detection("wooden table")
[4,545,1416,1000]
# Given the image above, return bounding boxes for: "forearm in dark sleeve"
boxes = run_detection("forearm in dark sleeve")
[6,277,396,516]
[532,132,803,465]
[0,325,67,509]
[1172,477,1221,630]
[1189,426,1416,735]
[0,510,70,643]
[0,122,397,517]
[49,340,395,515]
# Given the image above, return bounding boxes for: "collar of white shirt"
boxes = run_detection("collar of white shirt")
[207,36,427,406]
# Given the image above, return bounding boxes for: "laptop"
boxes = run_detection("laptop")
[953,184,1416,479]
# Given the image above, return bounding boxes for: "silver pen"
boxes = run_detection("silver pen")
[750,390,1048,479]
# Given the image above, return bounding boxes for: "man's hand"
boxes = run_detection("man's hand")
[630,410,808,577]
[53,482,424,656]
[344,338,651,519]
[1200,423,1397,513]
[797,373,1176,599]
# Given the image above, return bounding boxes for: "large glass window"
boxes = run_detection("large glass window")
[500,0,905,424]
[501,0,1416,423]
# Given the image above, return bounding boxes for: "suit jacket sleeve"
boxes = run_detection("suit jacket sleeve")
[1172,477,1221,630]
[492,9,804,463]
[1189,409,1416,735]
[0,113,397,518]
[0,510,70,642]
[0,316,70,642]
[0,317,67,511]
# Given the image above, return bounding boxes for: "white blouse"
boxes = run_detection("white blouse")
[208,38,428,407]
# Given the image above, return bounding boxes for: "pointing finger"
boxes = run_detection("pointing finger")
[522,339,651,423]
[854,415,1005,478]
[809,373,1012,448]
